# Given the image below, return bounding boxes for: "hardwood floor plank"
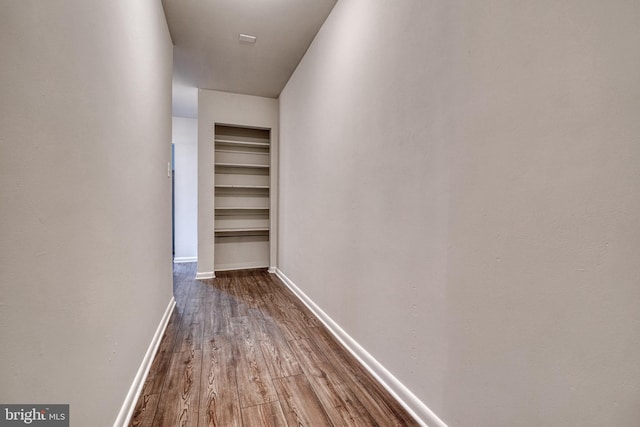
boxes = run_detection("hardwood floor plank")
[216,272,251,317]
[141,309,181,393]
[173,262,196,284]
[173,298,204,353]
[203,289,232,337]
[268,280,321,328]
[129,355,170,427]
[243,272,278,309]
[248,308,302,379]
[129,308,184,427]
[261,291,310,341]
[173,264,198,308]
[174,321,204,353]
[307,327,419,426]
[288,338,376,426]
[129,393,160,427]
[215,281,248,321]
[230,316,279,408]
[284,302,320,328]
[240,290,263,310]
[273,374,333,427]
[331,391,382,427]
[199,335,242,427]
[191,276,219,301]
[241,402,288,427]
[228,274,250,317]
[153,349,202,427]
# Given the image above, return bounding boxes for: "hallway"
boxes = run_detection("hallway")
[130,264,418,426]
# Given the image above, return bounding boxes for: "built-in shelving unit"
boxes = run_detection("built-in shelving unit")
[214,125,270,271]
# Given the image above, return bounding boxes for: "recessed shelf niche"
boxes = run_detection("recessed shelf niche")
[214,125,270,271]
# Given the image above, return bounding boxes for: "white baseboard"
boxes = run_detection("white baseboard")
[268,266,276,273]
[113,297,176,427]
[274,269,447,427]
[196,271,215,280]
[173,256,197,263]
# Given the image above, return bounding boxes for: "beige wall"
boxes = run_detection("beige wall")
[197,89,279,277]
[173,117,199,262]
[0,1,173,425]
[279,0,640,425]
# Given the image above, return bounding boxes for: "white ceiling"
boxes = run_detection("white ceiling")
[162,0,337,116]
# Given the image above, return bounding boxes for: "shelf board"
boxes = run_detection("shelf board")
[215,148,270,155]
[215,162,269,169]
[215,185,269,189]
[215,206,269,210]
[215,138,270,148]
[215,227,269,232]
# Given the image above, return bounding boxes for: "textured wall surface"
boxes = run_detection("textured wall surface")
[0,1,173,424]
[279,1,640,425]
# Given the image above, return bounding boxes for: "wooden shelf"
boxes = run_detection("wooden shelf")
[215,184,269,189]
[214,206,269,210]
[215,162,269,169]
[215,227,269,233]
[215,148,269,155]
[215,138,270,148]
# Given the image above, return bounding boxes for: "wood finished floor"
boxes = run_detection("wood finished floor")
[130,263,418,427]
